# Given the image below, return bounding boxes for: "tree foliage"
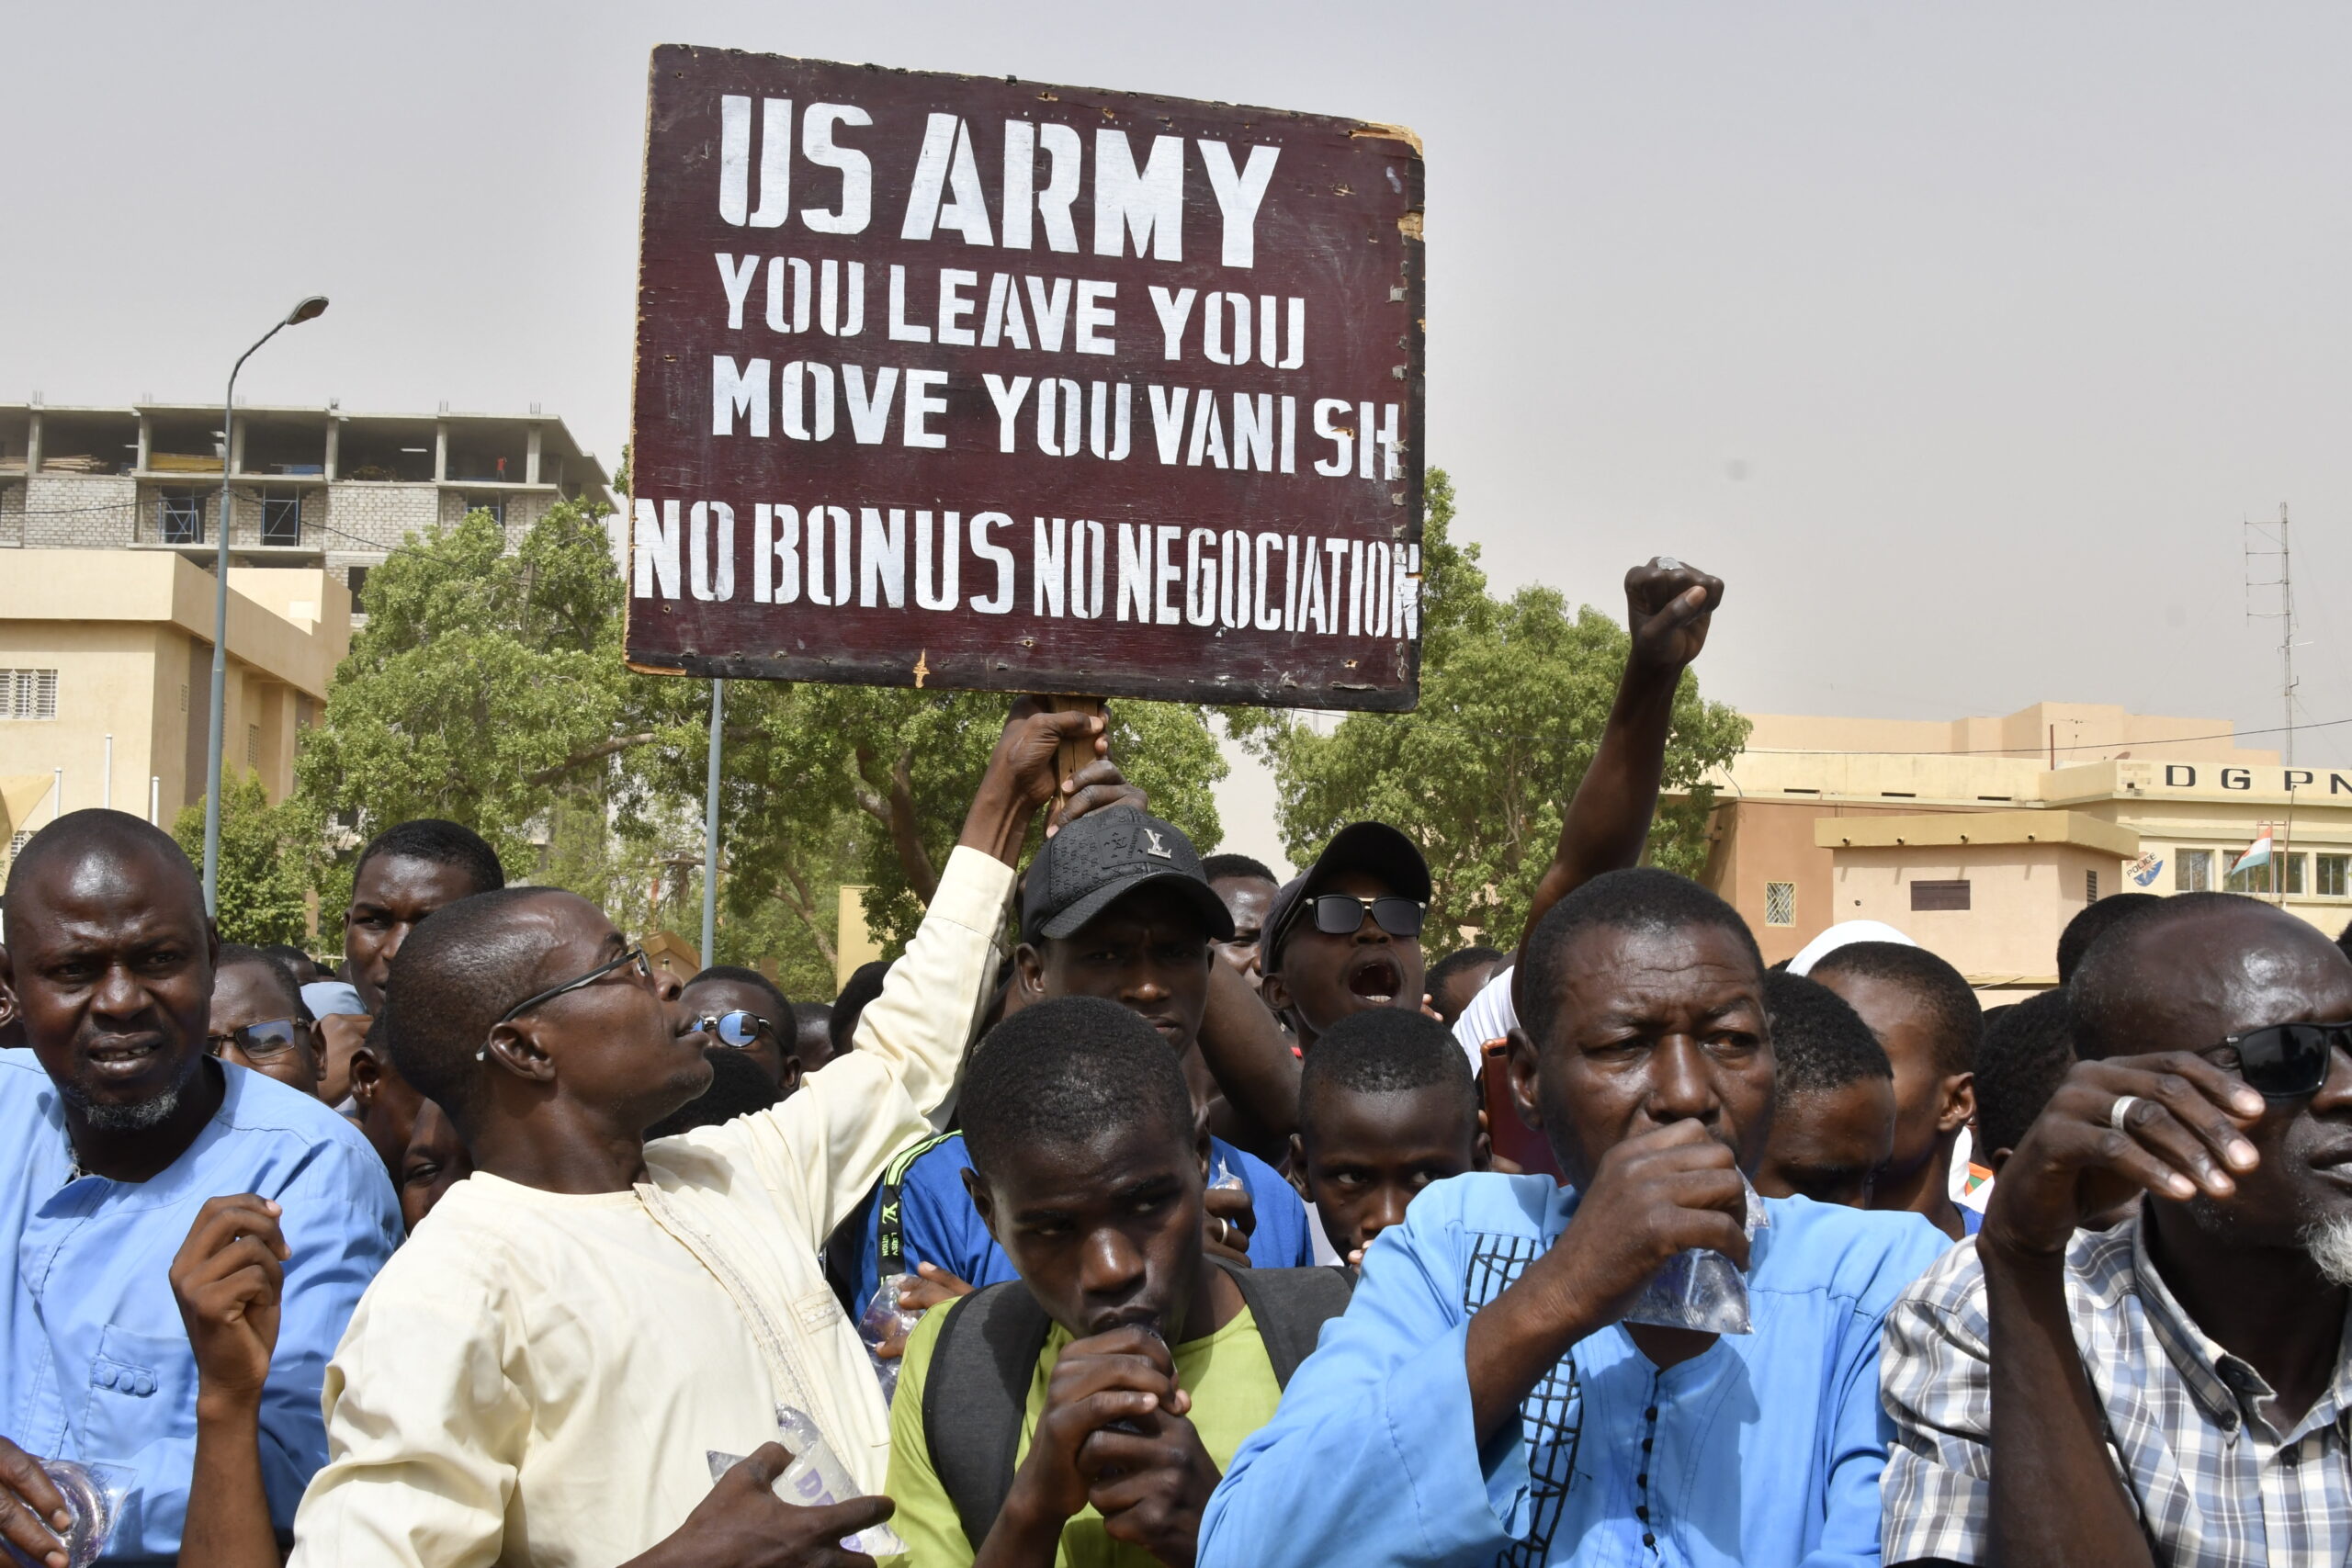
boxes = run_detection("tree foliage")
[1232,469,1748,949]
[174,772,312,946]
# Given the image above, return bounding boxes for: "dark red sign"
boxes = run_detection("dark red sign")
[629,46,1425,709]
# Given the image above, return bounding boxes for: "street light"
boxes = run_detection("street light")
[202,295,328,915]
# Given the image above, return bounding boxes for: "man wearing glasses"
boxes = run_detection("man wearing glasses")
[675,964,799,1095]
[1882,892,2352,1566]
[278,701,1135,1568]
[207,945,324,1098]
[1258,821,1433,1055]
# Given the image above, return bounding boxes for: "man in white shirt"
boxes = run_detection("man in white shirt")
[286,701,1134,1568]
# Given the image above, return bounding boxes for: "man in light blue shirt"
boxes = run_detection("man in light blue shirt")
[1201,868,1947,1568]
[0,810,399,1563]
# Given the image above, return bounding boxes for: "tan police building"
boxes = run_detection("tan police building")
[1686,702,2350,997]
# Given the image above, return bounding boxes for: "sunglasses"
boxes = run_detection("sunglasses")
[206,1018,311,1062]
[695,1010,773,1050]
[2216,1020,2352,1100]
[1303,894,1426,939]
[496,946,654,1026]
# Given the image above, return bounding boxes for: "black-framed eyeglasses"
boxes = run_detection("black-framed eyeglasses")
[695,1010,773,1050]
[496,946,653,1026]
[1305,894,1426,939]
[206,1018,311,1062]
[2215,1020,2352,1100]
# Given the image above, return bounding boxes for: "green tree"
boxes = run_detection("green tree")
[1232,469,1747,948]
[638,682,1228,960]
[174,772,311,945]
[295,501,643,903]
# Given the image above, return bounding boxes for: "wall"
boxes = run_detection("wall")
[1703,797,1974,964]
[0,620,172,822]
[20,474,135,548]
[1829,840,2126,986]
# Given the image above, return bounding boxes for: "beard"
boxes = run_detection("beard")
[55,1050,202,1134]
[2301,1213,2352,1288]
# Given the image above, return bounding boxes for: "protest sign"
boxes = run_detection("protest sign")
[629,46,1425,708]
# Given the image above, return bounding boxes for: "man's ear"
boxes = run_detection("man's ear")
[1504,1026,1544,1132]
[483,1018,558,1085]
[1472,1108,1494,1173]
[347,1043,383,1107]
[1987,1145,2012,1173]
[1012,942,1047,999]
[776,1053,804,1100]
[961,1164,1001,1245]
[0,943,17,1029]
[1937,1071,1977,1137]
[1259,967,1295,1026]
[1286,1131,1309,1201]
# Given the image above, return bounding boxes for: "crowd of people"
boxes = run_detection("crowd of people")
[0,557,2346,1566]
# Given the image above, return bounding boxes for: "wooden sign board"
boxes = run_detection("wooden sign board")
[628,46,1425,709]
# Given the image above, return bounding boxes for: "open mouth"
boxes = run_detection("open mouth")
[1346,953,1403,1004]
[85,1037,163,1076]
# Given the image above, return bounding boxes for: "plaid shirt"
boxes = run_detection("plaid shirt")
[1881,1215,2352,1565]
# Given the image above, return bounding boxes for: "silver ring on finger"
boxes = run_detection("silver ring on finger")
[2109,1093,2143,1133]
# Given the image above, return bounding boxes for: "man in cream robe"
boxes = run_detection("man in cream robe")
[288,704,1129,1568]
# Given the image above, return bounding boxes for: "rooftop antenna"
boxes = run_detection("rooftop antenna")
[2245,503,2301,765]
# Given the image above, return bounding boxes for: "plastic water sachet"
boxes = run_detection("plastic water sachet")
[707,1404,905,1557]
[858,1273,923,1401]
[2,1461,130,1568]
[1620,1177,1770,1336]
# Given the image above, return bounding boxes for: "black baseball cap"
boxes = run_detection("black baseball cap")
[1262,821,1433,974]
[1021,806,1237,944]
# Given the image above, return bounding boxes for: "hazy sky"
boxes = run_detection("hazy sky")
[8,3,2349,875]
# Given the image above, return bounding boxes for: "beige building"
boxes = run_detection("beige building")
[1690,702,2349,994]
[0,550,351,874]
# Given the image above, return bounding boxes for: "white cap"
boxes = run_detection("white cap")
[1787,919,1917,976]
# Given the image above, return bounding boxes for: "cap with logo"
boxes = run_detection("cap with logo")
[1261,820,1433,975]
[1021,806,1238,944]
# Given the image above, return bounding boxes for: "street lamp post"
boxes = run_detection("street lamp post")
[701,678,724,962]
[202,295,328,915]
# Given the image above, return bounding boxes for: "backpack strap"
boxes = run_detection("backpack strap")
[921,1280,1055,1555]
[876,1129,959,1279]
[921,1263,1354,1552]
[1216,1259,1354,1387]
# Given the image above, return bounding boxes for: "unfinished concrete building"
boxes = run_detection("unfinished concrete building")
[0,400,614,614]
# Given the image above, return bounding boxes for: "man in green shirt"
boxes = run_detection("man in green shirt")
[886,996,1342,1568]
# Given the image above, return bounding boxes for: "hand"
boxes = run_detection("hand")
[872,1264,975,1361]
[1535,1120,1748,1329]
[1055,752,1148,834]
[1203,1185,1256,1269]
[1983,1053,2264,1259]
[171,1194,288,1410]
[1007,1326,1188,1529]
[0,1436,75,1568]
[1078,1406,1222,1567]
[959,698,1132,864]
[1623,557,1723,673]
[642,1444,892,1568]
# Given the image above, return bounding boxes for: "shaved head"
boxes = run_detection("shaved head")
[4,809,201,934]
